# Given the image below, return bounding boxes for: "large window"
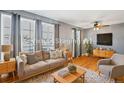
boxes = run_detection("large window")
[1,13,12,45]
[0,13,12,60]
[42,22,55,51]
[21,18,35,52]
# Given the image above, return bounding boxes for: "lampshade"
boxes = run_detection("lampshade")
[1,45,11,52]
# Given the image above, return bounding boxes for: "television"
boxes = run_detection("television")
[97,33,112,46]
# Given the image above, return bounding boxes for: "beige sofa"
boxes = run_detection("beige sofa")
[97,53,124,81]
[16,51,66,80]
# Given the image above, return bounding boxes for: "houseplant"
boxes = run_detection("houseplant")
[83,38,93,56]
[68,63,77,73]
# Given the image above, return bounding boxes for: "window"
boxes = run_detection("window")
[42,22,55,51]
[1,13,12,45]
[21,18,35,52]
[0,13,12,60]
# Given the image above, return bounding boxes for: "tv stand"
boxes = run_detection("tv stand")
[93,48,115,58]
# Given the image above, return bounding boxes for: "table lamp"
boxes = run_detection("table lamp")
[1,45,11,61]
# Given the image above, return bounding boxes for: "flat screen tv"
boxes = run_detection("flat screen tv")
[97,33,112,46]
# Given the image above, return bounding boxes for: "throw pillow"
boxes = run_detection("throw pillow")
[50,50,57,59]
[35,51,44,61]
[42,51,50,60]
[27,53,38,65]
[20,54,27,65]
[56,49,63,58]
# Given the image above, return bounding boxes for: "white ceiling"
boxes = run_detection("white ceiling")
[27,10,124,29]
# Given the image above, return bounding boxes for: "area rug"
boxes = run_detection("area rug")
[19,66,115,83]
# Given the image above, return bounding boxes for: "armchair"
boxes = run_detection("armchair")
[97,54,124,81]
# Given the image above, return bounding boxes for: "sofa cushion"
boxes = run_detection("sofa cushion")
[24,61,49,76]
[50,50,57,59]
[50,50,63,59]
[56,49,63,58]
[27,53,38,65]
[46,58,65,68]
[42,51,50,60]
[35,51,44,61]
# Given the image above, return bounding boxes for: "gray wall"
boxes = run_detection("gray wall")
[83,23,124,54]
[59,22,75,52]
[59,22,84,53]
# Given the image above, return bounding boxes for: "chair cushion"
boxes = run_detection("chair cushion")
[99,65,115,79]
[99,65,115,74]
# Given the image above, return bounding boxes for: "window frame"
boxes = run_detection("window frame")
[41,22,55,51]
[0,13,12,45]
[20,17,36,52]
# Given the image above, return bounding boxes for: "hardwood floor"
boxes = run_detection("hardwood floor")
[72,55,101,71]
[0,74,18,83]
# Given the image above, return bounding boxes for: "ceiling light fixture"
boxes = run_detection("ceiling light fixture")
[93,21,100,31]
[93,21,110,31]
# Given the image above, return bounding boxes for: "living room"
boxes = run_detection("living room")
[1,0,124,93]
[0,10,124,84]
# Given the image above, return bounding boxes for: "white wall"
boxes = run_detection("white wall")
[83,23,124,54]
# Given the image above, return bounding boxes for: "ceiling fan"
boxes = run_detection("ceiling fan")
[93,21,110,31]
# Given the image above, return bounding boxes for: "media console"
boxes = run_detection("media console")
[93,48,115,58]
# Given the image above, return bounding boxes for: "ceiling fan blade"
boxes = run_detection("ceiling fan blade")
[102,25,110,27]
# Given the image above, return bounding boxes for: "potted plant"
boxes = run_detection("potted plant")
[68,63,77,73]
[83,38,93,56]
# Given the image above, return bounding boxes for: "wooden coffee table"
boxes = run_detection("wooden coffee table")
[51,66,86,83]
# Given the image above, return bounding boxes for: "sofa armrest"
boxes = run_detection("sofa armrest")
[97,59,111,67]
[111,65,124,78]
[16,56,25,78]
